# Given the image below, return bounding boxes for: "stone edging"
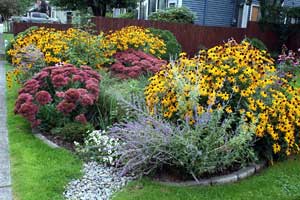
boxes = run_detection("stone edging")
[156,162,265,186]
[32,128,60,149]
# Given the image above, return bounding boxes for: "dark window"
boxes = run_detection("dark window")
[32,13,41,18]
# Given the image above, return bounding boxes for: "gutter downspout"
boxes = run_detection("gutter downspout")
[203,0,208,25]
[241,2,250,28]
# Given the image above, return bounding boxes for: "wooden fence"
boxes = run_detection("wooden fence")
[91,17,280,55]
[12,18,292,55]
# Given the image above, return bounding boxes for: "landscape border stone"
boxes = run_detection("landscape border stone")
[32,128,60,149]
[156,162,265,187]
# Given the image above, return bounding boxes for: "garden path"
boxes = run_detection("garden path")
[0,33,13,200]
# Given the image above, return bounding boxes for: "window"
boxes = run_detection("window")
[148,0,156,15]
[250,5,260,22]
[40,13,49,19]
[32,13,41,18]
[158,0,167,10]
[169,3,176,7]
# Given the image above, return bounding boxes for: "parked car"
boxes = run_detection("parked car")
[10,12,60,23]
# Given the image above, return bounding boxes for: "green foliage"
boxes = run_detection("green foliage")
[90,71,148,130]
[37,103,65,132]
[244,37,268,51]
[64,28,113,68]
[118,12,136,19]
[259,0,300,49]
[149,6,196,24]
[170,110,257,178]
[109,109,257,178]
[148,28,182,60]
[0,0,19,20]
[51,122,93,143]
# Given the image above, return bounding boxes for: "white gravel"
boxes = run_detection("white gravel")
[64,162,133,200]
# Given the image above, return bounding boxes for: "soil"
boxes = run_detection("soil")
[40,131,76,152]
[154,163,243,182]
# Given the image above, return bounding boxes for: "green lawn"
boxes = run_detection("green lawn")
[6,63,82,200]
[3,33,14,43]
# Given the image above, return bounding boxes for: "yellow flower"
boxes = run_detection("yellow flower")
[272,143,281,154]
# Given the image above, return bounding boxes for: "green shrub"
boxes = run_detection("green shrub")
[244,37,268,51]
[64,29,114,68]
[169,110,257,178]
[118,12,136,19]
[149,7,196,24]
[148,28,182,60]
[89,71,149,130]
[51,122,93,143]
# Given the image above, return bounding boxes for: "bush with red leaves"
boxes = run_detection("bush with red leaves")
[14,63,101,129]
[110,48,167,79]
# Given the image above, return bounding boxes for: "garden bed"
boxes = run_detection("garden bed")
[4,25,300,200]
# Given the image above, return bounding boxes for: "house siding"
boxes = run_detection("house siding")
[183,0,237,27]
[205,0,236,26]
[284,0,300,7]
[182,0,205,24]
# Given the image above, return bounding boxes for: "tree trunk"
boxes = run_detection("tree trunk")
[89,1,107,16]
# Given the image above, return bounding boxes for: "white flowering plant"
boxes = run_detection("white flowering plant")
[75,130,120,166]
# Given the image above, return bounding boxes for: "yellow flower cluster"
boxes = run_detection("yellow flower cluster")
[145,39,300,157]
[7,27,71,65]
[6,27,116,86]
[104,26,166,57]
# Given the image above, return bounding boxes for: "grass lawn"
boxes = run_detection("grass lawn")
[6,63,83,200]
[3,33,14,43]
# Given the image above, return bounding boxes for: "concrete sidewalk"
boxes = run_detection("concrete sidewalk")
[0,33,12,200]
[0,31,4,59]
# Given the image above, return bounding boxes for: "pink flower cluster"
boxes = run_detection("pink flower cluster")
[110,48,167,79]
[278,45,300,66]
[14,64,101,127]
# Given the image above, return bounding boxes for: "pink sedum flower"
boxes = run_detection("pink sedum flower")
[65,88,80,102]
[75,114,87,124]
[52,74,69,88]
[35,90,52,105]
[56,100,76,115]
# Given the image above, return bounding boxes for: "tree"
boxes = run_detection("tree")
[50,0,138,17]
[258,0,300,49]
[18,0,36,15]
[39,0,48,13]
[0,0,19,20]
